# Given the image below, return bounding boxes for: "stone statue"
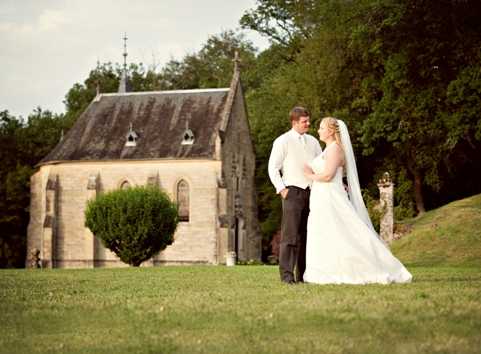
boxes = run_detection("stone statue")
[377,172,394,244]
[28,248,41,268]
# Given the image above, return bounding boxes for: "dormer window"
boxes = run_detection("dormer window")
[181,128,195,145]
[125,122,138,147]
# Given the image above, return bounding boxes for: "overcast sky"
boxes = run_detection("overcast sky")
[0,0,269,118]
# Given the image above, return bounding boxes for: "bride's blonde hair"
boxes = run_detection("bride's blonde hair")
[321,117,343,149]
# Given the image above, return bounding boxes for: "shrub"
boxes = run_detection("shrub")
[363,191,382,233]
[85,186,178,266]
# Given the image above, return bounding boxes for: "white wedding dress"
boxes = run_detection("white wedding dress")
[304,146,412,284]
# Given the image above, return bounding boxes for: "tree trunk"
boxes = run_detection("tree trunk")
[407,149,426,215]
[413,171,425,215]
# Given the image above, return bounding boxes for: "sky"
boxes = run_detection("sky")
[0,0,269,118]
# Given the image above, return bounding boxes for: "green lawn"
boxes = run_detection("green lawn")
[392,194,481,267]
[1,266,481,354]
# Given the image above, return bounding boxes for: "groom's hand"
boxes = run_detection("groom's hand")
[280,188,289,199]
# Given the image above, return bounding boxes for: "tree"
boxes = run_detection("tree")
[160,30,258,90]
[85,186,179,266]
[0,108,67,267]
[357,0,481,213]
[244,1,372,254]
[240,0,324,59]
[0,110,25,268]
[243,0,481,256]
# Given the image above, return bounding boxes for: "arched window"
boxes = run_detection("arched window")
[177,179,190,222]
[120,181,131,190]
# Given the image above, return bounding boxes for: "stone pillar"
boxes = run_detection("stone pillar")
[377,172,394,245]
[234,192,244,261]
[230,155,237,254]
[147,173,161,188]
[42,175,58,268]
[86,174,99,267]
[217,173,229,264]
[143,172,158,266]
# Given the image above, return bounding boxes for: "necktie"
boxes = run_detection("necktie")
[300,135,306,147]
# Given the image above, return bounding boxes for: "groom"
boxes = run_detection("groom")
[268,107,322,284]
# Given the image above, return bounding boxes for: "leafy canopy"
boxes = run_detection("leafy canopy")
[85,186,179,266]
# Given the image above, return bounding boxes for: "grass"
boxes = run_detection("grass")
[3,194,481,353]
[392,194,481,267]
[1,265,481,354]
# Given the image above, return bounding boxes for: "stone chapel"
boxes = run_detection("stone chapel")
[26,55,261,268]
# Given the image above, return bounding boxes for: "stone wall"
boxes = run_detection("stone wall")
[27,159,222,268]
[221,82,262,262]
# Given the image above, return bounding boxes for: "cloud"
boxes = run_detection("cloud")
[0,0,267,118]
[38,9,70,31]
[0,8,69,35]
[0,22,34,34]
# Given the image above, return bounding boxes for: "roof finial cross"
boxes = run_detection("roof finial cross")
[95,58,101,96]
[122,33,128,71]
[233,50,241,74]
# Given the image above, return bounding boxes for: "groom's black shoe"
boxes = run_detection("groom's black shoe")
[282,279,296,285]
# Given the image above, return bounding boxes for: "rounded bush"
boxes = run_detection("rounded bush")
[85,186,179,266]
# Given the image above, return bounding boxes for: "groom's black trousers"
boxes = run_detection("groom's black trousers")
[280,186,310,283]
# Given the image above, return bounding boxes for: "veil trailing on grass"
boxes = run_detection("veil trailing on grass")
[337,120,377,234]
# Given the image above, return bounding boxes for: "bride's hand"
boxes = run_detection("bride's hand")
[304,164,314,178]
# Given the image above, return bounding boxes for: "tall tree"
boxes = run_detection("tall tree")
[161,30,258,90]
[359,0,481,213]
[0,108,67,267]
[243,0,481,256]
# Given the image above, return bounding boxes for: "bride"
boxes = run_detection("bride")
[303,117,412,284]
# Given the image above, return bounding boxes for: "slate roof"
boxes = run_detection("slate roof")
[40,88,230,165]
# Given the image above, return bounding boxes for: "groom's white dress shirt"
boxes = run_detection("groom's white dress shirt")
[268,129,322,193]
